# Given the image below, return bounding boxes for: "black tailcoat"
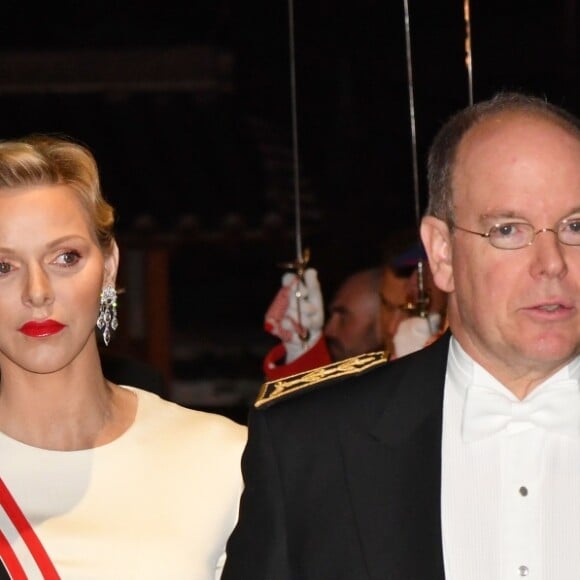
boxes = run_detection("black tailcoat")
[223,332,451,580]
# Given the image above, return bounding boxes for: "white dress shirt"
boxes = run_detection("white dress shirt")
[441,338,580,579]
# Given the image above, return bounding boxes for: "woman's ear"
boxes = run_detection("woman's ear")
[420,216,455,293]
[103,241,120,288]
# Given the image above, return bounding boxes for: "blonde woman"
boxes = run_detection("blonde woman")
[0,135,246,579]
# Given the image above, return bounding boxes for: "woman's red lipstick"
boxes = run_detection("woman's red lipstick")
[19,320,65,337]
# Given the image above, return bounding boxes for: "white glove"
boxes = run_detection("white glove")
[264,268,324,363]
[393,313,442,358]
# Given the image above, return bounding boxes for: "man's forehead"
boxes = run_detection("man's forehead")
[452,111,580,201]
[457,110,580,159]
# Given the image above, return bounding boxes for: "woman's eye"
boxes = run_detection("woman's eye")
[0,262,11,275]
[55,251,81,267]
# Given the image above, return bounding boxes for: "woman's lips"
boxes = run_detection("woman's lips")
[19,320,65,337]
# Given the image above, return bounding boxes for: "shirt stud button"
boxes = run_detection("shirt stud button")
[519,486,528,496]
[519,565,529,576]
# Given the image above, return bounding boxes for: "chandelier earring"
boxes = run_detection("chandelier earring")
[97,285,118,346]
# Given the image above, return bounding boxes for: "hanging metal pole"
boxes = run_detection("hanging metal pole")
[402,0,430,319]
[402,0,422,234]
[279,0,310,341]
[288,0,305,265]
[464,0,474,105]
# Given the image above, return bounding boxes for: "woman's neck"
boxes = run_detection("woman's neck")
[0,370,137,451]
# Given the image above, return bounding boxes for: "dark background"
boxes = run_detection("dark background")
[0,1,577,413]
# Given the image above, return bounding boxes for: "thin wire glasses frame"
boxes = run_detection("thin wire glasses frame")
[451,217,580,250]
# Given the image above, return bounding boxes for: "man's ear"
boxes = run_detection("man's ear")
[103,241,120,288]
[420,216,455,293]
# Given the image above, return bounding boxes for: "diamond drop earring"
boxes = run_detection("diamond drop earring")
[96,286,118,346]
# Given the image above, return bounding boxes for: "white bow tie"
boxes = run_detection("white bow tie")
[462,379,580,442]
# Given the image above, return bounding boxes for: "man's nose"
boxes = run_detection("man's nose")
[529,229,568,280]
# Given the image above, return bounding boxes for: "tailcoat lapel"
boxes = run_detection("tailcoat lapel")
[341,333,450,580]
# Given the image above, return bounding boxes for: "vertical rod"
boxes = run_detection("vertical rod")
[402,0,421,233]
[288,0,303,261]
[464,0,474,105]
[402,0,429,318]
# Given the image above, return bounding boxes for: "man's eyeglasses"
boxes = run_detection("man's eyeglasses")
[452,217,580,250]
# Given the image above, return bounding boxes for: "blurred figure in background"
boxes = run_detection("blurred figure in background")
[324,267,384,361]
[380,240,448,358]
[263,232,447,381]
[263,266,383,380]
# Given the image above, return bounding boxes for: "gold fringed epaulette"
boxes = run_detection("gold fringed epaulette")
[255,350,390,409]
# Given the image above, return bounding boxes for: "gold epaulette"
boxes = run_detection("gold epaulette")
[255,350,390,409]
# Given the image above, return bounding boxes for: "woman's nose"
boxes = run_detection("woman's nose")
[22,265,54,307]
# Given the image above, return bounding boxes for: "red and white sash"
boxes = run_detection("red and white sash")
[0,478,60,579]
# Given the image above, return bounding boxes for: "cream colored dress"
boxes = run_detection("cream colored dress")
[0,386,247,579]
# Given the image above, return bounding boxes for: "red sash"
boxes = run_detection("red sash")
[0,478,60,579]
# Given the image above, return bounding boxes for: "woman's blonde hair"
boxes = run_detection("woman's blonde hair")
[0,134,115,253]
